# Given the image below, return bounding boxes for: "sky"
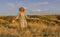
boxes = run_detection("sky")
[0,0,60,15]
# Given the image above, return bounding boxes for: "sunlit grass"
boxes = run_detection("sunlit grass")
[0,15,60,37]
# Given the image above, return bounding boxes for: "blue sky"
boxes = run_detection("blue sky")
[0,0,60,15]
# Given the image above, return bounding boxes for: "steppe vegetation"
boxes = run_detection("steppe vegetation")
[0,15,60,37]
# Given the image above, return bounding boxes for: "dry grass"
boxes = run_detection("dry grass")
[0,15,60,37]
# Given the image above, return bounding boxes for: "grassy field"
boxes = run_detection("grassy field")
[0,15,60,37]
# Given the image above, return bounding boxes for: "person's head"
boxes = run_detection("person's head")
[19,7,25,12]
